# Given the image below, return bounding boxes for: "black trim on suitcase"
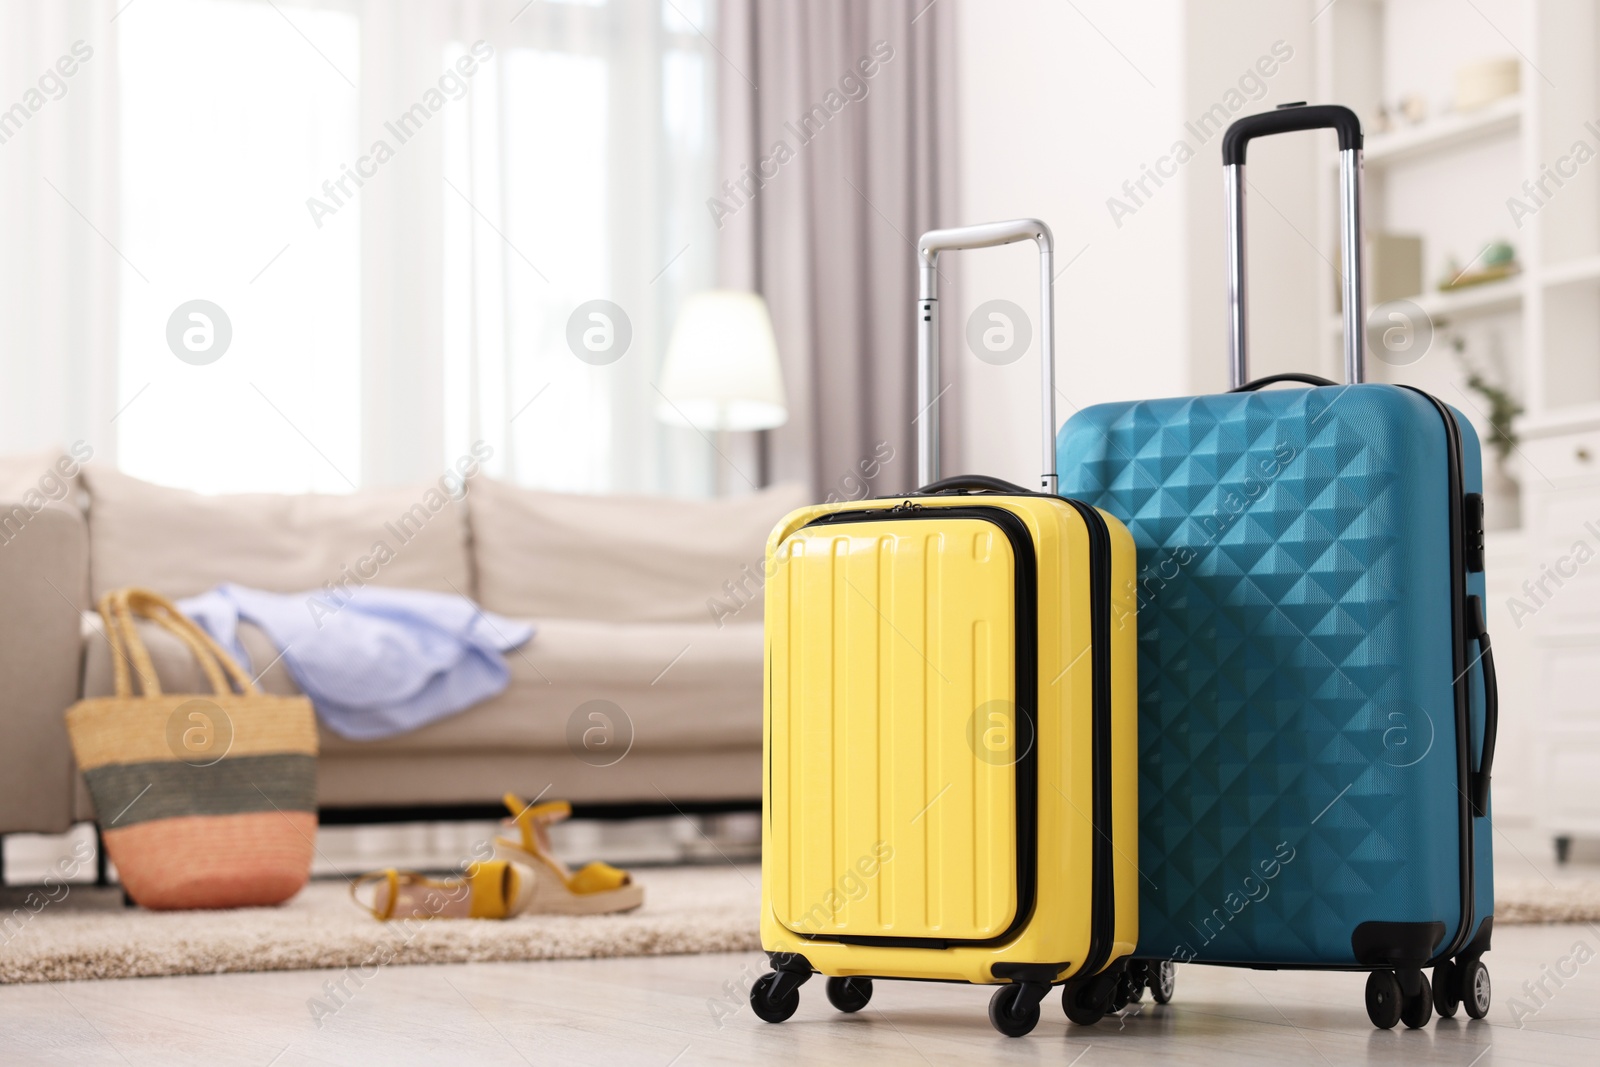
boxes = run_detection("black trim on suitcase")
[1061,498,1118,980]
[791,505,1040,951]
[1403,388,1481,966]
[1351,920,1447,968]
[1463,916,1494,956]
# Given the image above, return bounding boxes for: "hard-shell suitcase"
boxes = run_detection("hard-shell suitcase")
[753,220,1142,1037]
[1055,105,1499,1029]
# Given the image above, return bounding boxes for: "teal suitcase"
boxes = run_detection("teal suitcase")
[1055,104,1498,1030]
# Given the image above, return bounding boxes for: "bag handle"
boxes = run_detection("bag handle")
[100,589,223,698]
[1223,103,1366,389]
[97,588,260,699]
[130,589,260,696]
[917,219,1056,495]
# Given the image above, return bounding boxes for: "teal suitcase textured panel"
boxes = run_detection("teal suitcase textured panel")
[1057,382,1494,967]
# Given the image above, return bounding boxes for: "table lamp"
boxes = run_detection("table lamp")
[657,291,788,493]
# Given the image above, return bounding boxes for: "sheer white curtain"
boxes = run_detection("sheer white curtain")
[116,0,364,494]
[437,0,720,495]
[0,1,120,458]
[0,0,719,496]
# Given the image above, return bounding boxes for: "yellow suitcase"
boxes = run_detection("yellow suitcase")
[754,222,1141,1038]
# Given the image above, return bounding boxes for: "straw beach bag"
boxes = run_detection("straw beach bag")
[65,588,318,909]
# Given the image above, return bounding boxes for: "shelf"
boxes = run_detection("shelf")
[1333,96,1522,169]
[1520,403,1600,440]
[1326,275,1524,334]
[1416,275,1525,321]
[1543,255,1600,289]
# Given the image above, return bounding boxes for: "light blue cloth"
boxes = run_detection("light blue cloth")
[176,584,534,741]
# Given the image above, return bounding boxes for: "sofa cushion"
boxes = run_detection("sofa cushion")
[0,445,89,515]
[470,478,809,623]
[326,617,764,753]
[81,616,763,753]
[79,465,472,600]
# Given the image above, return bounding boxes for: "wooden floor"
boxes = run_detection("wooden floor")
[3,824,1599,1064]
[0,921,1597,1064]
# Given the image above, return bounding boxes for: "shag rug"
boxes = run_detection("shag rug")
[0,864,760,985]
[1495,880,1600,926]
[4,870,1598,984]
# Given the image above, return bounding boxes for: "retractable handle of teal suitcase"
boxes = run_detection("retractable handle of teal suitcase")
[1223,103,1366,389]
[916,219,1056,494]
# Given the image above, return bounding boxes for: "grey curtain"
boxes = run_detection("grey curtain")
[715,0,959,499]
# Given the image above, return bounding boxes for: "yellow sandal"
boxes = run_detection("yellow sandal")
[350,860,536,921]
[494,794,645,915]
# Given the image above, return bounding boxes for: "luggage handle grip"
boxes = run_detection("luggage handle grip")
[916,220,1056,495]
[1224,103,1366,390]
[1220,103,1362,166]
[1230,372,1338,393]
[1467,595,1498,818]
[916,474,1033,496]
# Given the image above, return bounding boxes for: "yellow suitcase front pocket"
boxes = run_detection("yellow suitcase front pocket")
[768,515,1021,942]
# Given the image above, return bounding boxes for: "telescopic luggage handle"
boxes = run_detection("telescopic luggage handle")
[1223,103,1366,389]
[917,219,1056,494]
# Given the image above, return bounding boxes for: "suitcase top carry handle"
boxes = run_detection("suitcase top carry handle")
[917,219,1056,494]
[1224,103,1366,389]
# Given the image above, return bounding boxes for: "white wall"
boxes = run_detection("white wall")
[1180,2,1320,392]
[953,0,1321,479]
[953,0,1184,486]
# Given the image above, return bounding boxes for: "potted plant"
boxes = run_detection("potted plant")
[1442,322,1523,530]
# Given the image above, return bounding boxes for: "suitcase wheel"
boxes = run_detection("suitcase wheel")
[1149,960,1176,1005]
[1112,968,1143,1012]
[750,971,804,1024]
[824,976,872,1014]
[1398,968,1434,1029]
[989,982,1046,1037]
[1365,970,1403,1029]
[1459,955,1491,1020]
[1432,960,1460,1018]
[1061,971,1117,1027]
[1366,968,1432,1029]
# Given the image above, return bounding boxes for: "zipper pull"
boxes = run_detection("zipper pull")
[889,499,925,512]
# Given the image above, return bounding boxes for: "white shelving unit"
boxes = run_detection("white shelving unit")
[1542,252,1600,289]
[1338,93,1527,168]
[1314,0,1600,842]
[1325,275,1525,333]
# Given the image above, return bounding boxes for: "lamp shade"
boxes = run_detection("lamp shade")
[657,291,788,431]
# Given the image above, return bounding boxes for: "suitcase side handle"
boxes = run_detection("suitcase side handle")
[1223,102,1366,390]
[1467,595,1498,818]
[916,219,1056,494]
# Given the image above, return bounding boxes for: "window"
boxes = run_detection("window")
[442,0,720,495]
[116,0,362,493]
[108,0,717,496]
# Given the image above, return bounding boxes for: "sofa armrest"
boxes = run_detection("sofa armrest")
[0,503,88,834]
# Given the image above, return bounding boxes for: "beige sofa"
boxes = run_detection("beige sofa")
[0,452,805,836]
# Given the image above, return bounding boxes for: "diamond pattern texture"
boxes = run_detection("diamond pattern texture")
[1058,384,1484,965]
